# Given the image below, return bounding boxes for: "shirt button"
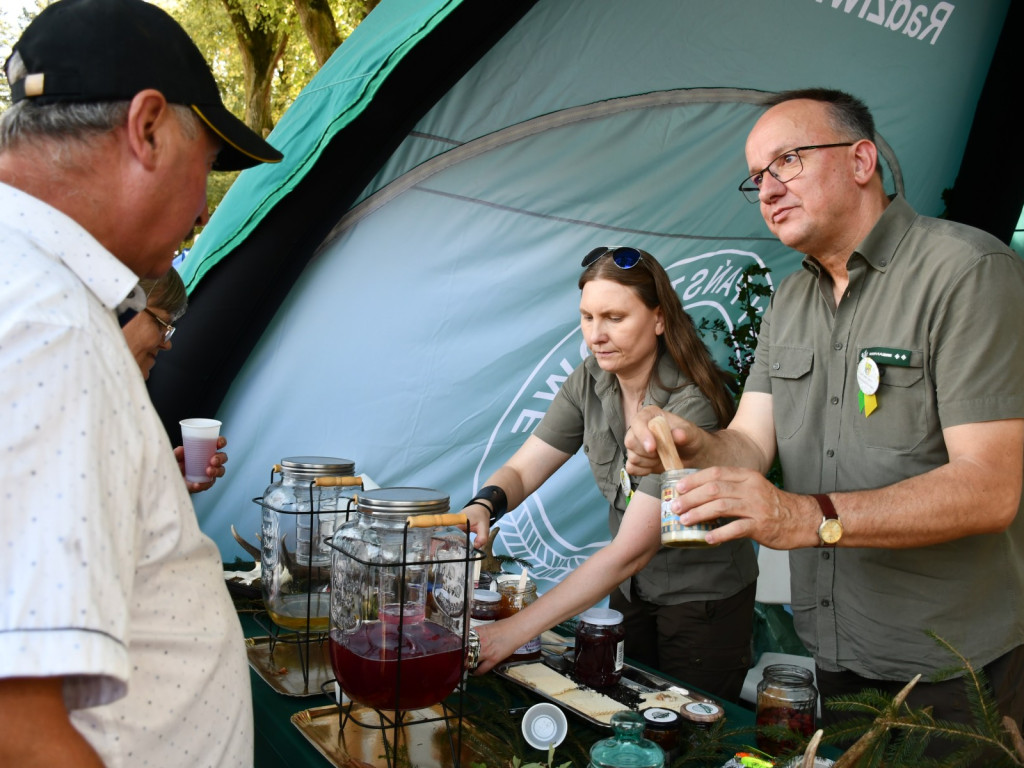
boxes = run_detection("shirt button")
[830,396,839,405]
[822,551,831,560]
[826,449,835,458]
[821,599,831,608]
[833,342,843,351]
[772,362,781,370]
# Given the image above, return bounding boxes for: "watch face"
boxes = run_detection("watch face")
[819,518,843,545]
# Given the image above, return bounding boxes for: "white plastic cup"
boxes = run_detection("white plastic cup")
[179,418,222,483]
[521,702,568,749]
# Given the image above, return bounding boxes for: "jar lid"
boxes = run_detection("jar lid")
[680,700,723,724]
[579,607,624,626]
[640,707,680,730]
[356,486,449,517]
[279,456,356,478]
[473,589,501,603]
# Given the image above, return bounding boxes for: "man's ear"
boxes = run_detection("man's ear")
[851,138,879,185]
[124,89,170,171]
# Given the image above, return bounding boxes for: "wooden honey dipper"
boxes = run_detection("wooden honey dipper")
[648,415,684,471]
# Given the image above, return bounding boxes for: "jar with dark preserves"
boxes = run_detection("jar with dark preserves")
[496,574,542,661]
[470,589,501,628]
[640,707,680,753]
[574,607,625,688]
[755,664,817,755]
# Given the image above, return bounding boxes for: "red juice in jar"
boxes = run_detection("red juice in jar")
[330,603,463,710]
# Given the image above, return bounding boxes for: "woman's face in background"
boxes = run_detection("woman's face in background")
[580,278,663,381]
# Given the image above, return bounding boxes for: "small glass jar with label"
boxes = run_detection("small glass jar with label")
[574,607,625,688]
[640,707,680,754]
[495,574,542,661]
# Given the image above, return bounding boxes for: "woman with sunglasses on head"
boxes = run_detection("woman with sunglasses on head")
[464,247,757,702]
[121,268,228,493]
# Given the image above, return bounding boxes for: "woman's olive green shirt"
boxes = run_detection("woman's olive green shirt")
[533,353,757,603]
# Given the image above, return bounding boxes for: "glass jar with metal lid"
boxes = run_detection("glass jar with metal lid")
[259,456,361,632]
[328,487,472,711]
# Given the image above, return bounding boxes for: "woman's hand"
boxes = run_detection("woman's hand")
[461,502,494,546]
[471,619,522,675]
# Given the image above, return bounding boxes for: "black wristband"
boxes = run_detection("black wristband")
[468,485,508,526]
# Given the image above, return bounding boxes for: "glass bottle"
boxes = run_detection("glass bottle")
[589,710,665,768]
[755,663,818,755]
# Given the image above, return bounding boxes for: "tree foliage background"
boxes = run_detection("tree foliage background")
[0,0,379,216]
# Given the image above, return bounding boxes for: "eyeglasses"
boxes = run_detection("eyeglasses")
[738,143,854,203]
[144,308,176,342]
[581,246,644,270]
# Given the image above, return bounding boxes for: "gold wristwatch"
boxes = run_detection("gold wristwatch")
[814,493,843,546]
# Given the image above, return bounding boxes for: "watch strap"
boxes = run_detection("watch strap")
[814,493,841,547]
[813,493,838,521]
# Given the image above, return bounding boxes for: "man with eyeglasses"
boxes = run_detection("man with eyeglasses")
[0,0,281,765]
[627,88,1024,753]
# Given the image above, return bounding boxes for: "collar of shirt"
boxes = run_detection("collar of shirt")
[585,351,689,409]
[801,193,914,278]
[0,181,142,313]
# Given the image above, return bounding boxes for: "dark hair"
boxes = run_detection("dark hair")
[763,87,882,180]
[579,251,736,428]
[139,267,188,321]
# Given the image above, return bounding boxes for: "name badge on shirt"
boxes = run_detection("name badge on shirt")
[859,347,912,366]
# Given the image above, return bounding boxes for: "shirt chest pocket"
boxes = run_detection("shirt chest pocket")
[768,345,814,440]
[583,438,624,505]
[854,356,928,452]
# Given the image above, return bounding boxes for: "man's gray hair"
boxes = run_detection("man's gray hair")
[0,50,201,152]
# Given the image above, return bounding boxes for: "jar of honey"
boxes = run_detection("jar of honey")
[495,574,541,661]
[574,607,625,688]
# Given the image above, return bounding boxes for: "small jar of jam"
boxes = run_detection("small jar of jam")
[470,589,501,628]
[755,664,817,755]
[640,707,680,754]
[496,574,542,661]
[574,607,625,688]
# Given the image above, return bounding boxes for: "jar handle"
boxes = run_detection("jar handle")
[407,513,468,528]
[314,476,364,487]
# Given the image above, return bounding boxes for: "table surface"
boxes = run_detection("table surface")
[239,611,795,768]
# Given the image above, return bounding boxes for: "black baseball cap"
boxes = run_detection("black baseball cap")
[5,0,283,171]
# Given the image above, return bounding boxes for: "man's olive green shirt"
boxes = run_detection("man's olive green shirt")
[745,195,1024,679]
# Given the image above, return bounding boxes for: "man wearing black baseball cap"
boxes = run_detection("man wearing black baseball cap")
[0,1,281,765]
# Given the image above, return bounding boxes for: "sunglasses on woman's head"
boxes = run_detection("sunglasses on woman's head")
[581,246,644,270]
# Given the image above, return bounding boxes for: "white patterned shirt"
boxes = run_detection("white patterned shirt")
[0,182,253,768]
